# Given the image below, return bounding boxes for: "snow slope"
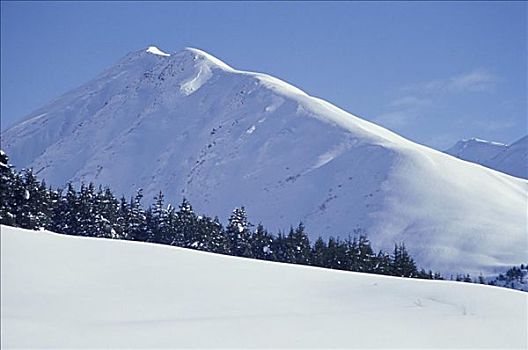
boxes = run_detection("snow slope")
[2,46,527,276]
[446,136,528,179]
[1,225,527,349]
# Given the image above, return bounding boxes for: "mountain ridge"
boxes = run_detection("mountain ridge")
[446,135,527,178]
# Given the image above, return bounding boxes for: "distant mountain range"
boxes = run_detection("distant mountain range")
[445,136,527,179]
[2,46,526,275]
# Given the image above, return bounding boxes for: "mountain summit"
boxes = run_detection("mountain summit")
[3,46,526,275]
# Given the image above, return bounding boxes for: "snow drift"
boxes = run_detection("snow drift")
[1,225,527,349]
[2,46,527,276]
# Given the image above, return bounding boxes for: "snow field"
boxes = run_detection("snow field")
[1,225,527,349]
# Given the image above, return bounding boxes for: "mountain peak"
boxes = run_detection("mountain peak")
[137,46,234,71]
[446,137,507,157]
[461,137,507,147]
[175,47,234,71]
[145,46,170,57]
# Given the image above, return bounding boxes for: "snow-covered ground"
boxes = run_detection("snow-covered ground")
[1,225,527,349]
[2,46,527,277]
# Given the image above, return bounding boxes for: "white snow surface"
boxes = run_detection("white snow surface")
[1,225,527,349]
[2,47,527,276]
[146,46,170,57]
[446,136,528,179]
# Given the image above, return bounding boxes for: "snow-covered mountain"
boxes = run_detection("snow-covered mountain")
[2,46,527,276]
[2,226,526,349]
[446,136,528,179]
[445,138,508,164]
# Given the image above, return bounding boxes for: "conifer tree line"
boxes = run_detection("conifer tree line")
[1,150,526,289]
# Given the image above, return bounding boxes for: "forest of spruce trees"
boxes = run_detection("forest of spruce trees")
[1,149,526,289]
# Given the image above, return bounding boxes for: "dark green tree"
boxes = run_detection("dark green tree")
[311,237,327,267]
[126,189,149,241]
[287,223,312,265]
[174,198,197,247]
[225,207,252,257]
[391,243,417,277]
[271,232,290,263]
[250,223,274,260]
[0,150,16,226]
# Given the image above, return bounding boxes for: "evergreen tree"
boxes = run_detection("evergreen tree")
[9,172,26,228]
[149,191,166,244]
[47,187,62,231]
[344,235,359,271]
[311,237,327,267]
[50,184,75,235]
[463,274,473,283]
[35,179,54,230]
[225,207,252,257]
[115,196,131,239]
[271,232,290,263]
[391,243,417,277]
[416,269,434,280]
[160,203,177,244]
[149,192,178,245]
[323,237,348,270]
[287,223,312,265]
[356,235,376,272]
[93,186,120,238]
[126,189,148,241]
[173,198,197,247]
[77,183,97,236]
[144,207,155,242]
[374,250,392,275]
[250,223,274,260]
[0,150,16,226]
[194,215,226,253]
[17,169,50,230]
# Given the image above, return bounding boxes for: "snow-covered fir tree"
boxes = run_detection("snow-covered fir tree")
[93,186,120,238]
[126,189,149,241]
[250,223,274,260]
[174,198,198,247]
[0,150,16,226]
[271,232,290,263]
[391,243,418,277]
[286,223,312,265]
[194,215,226,253]
[77,183,97,236]
[226,207,252,257]
[311,237,327,267]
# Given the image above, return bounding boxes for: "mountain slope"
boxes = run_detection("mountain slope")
[2,226,527,349]
[2,46,527,276]
[489,135,528,179]
[446,136,528,179]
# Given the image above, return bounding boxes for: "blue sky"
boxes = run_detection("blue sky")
[1,1,526,149]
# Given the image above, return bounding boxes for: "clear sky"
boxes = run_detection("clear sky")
[1,1,526,149]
